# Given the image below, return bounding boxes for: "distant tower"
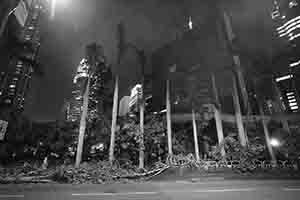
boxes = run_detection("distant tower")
[0,0,44,112]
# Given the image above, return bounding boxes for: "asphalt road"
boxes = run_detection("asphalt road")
[1,180,300,200]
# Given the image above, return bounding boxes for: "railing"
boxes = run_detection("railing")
[166,154,299,170]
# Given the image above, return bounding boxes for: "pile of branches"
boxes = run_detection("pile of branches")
[53,160,170,184]
[166,154,207,169]
[54,161,139,184]
[0,162,55,184]
[212,136,265,173]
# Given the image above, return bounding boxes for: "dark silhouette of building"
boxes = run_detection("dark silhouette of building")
[0,0,43,112]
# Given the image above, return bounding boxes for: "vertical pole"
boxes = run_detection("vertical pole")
[258,103,277,163]
[232,73,247,147]
[211,74,225,156]
[109,75,119,164]
[75,77,90,167]
[192,108,200,161]
[166,79,173,155]
[50,0,57,20]
[138,85,145,169]
[138,50,145,169]
[223,11,250,113]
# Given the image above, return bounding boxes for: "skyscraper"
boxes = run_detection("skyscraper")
[0,0,43,112]
[272,0,300,112]
[67,53,112,122]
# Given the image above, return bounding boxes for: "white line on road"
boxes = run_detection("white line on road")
[72,188,256,196]
[72,191,158,196]
[283,188,300,191]
[194,188,256,193]
[0,195,24,198]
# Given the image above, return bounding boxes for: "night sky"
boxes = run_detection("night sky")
[24,0,280,121]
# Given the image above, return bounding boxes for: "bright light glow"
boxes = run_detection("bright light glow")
[270,138,280,147]
[289,0,298,8]
[289,99,297,103]
[51,0,70,19]
[289,102,298,106]
[160,109,167,113]
[276,75,293,82]
[286,92,295,96]
[290,60,300,67]
[188,16,193,30]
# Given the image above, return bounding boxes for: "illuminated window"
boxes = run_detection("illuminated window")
[289,102,298,106]
[9,84,16,88]
[291,105,299,110]
[277,16,300,31]
[24,35,31,40]
[289,33,300,40]
[290,59,300,67]
[276,74,293,82]
[289,0,298,8]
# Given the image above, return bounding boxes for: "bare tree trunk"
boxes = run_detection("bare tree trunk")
[166,79,173,155]
[232,74,247,147]
[138,91,145,169]
[258,103,277,163]
[192,109,200,161]
[75,77,90,168]
[211,74,225,157]
[223,11,250,113]
[109,75,119,164]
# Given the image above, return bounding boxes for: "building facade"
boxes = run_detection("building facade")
[272,0,300,112]
[0,0,43,112]
[67,53,112,122]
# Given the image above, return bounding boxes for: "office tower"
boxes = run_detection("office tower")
[272,0,300,112]
[0,0,43,111]
[68,54,111,122]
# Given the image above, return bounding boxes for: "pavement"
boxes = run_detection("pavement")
[1,179,300,200]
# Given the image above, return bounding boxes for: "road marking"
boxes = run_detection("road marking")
[283,188,300,191]
[193,188,256,193]
[72,191,158,196]
[72,188,256,196]
[0,195,24,198]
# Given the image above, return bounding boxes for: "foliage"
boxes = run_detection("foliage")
[114,114,166,166]
[212,135,265,173]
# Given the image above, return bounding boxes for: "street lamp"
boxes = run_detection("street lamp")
[270,138,280,147]
[50,0,70,19]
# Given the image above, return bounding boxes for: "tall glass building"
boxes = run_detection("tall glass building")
[0,0,43,111]
[272,0,300,112]
[68,52,111,122]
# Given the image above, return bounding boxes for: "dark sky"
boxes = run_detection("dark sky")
[24,0,278,121]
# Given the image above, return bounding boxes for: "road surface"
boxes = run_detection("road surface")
[0,180,300,200]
